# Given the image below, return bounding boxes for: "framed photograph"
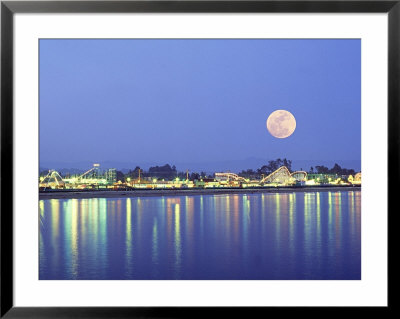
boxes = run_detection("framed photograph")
[1,0,395,317]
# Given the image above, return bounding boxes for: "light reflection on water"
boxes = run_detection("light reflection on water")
[39,191,361,280]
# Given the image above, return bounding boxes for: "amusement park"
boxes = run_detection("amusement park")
[39,163,361,191]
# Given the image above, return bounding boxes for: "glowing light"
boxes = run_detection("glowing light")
[174,203,181,278]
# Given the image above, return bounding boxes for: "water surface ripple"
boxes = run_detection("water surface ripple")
[39,191,361,280]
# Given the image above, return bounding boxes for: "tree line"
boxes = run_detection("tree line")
[238,159,356,179]
[125,164,210,181]
[309,163,356,176]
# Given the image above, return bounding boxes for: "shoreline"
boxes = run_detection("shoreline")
[39,186,361,200]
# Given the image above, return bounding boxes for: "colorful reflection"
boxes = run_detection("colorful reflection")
[39,191,361,280]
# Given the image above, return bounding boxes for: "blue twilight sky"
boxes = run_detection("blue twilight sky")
[39,39,361,171]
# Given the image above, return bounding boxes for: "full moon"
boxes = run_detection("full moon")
[266,110,296,138]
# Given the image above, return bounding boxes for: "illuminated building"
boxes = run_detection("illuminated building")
[307,173,338,184]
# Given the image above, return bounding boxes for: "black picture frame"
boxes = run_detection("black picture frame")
[0,0,396,317]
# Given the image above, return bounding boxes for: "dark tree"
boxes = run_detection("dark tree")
[116,170,125,182]
[177,171,187,179]
[312,163,356,176]
[190,172,200,180]
[268,159,280,172]
[257,158,292,175]
[239,169,257,178]
[282,158,292,171]
[341,168,356,175]
[330,163,342,174]
[257,165,271,175]
[315,165,329,174]
[148,164,177,179]
[127,166,141,179]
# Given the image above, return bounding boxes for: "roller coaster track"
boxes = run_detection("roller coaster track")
[76,165,98,180]
[291,170,308,182]
[40,169,65,187]
[215,172,247,182]
[260,166,308,184]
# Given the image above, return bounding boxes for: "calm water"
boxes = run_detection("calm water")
[39,191,361,280]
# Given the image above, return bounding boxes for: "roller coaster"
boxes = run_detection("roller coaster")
[348,172,361,185]
[39,170,65,189]
[215,172,247,182]
[259,166,307,184]
[215,167,308,185]
[40,164,108,189]
[71,163,101,182]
